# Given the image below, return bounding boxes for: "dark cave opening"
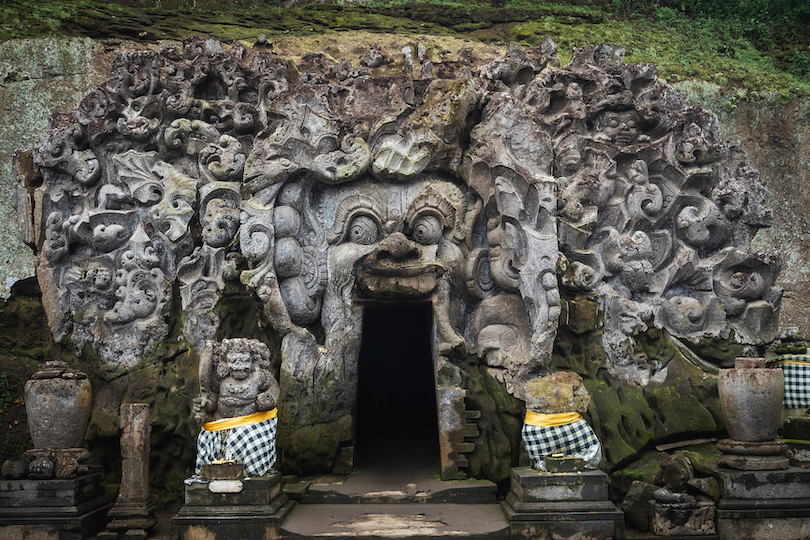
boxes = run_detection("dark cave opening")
[354,302,440,471]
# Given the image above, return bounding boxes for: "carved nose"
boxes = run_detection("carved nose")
[377,232,418,261]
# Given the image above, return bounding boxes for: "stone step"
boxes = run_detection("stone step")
[300,477,498,504]
[281,503,510,540]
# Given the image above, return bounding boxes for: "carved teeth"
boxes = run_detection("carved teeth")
[358,272,438,298]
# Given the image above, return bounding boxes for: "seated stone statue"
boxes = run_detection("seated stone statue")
[522,371,602,471]
[192,338,279,476]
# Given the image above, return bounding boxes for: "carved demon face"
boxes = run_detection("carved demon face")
[597,110,640,146]
[316,176,467,301]
[201,198,240,248]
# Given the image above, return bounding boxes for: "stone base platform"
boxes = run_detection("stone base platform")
[172,470,294,540]
[716,466,810,540]
[302,475,498,504]
[281,503,510,539]
[501,467,624,540]
[0,472,112,540]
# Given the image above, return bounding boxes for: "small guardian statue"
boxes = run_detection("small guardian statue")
[522,371,602,471]
[192,338,279,476]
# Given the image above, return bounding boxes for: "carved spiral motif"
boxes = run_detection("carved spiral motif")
[348,215,379,245]
[411,214,443,245]
[466,248,496,299]
[301,246,328,297]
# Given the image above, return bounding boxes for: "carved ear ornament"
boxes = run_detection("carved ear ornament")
[406,183,469,244]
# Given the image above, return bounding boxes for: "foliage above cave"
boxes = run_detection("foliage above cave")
[0,0,808,97]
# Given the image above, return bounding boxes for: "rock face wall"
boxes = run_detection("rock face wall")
[0,38,120,297]
[12,36,783,483]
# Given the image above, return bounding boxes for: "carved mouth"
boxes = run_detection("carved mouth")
[613,134,635,146]
[357,264,443,298]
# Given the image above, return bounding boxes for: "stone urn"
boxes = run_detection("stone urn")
[24,361,92,449]
[717,357,788,470]
[718,357,783,442]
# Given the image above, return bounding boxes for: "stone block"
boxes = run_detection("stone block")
[620,480,658,532]
[183,471,281,507]
[0,473,106,509]
[0,489,111,539]
[503,467,623,540]
[509,467,609,502]
[717,514,810,540]
[716,466,810,539]
[717,467,810,501]
[508,519,617,540]
[173,497,294,540]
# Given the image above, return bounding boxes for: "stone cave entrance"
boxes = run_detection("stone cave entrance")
[355,302,440,472]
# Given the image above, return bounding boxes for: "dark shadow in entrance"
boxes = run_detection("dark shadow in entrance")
[355,302,440,473]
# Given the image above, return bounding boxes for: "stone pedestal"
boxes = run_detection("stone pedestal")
[716,466,810,540]
[716,439,789,471]
[501,467,624,540]
[98,403,156,539]
[0,471,112,539]
[172,469,294,540]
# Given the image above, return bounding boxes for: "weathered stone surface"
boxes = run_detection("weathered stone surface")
[678,83,810,342]
[19,35,782,482]
[783,414,810,441]
[183,472,282,507]
[1,461,27,479]
[504,467,624,540]
[522,372,602,471]
[620,480,658,532]
[716,438,787,455]
[717,454,789,470]
[651,499,716,536]
[688,476,721,501]
[717,466,810,540]
[524,372,590,414]
[663,453,694,492]
[24,361,91,450]
[509,467,608,502]
[718,358,783,442]
[718,467,810,500]
[102,403,155,538]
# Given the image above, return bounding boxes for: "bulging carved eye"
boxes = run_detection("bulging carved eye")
[348,215,379,245]
[411,214,443,245]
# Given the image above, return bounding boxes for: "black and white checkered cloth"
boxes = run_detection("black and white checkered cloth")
[522,418,600,469]
[195,416,277,477]
[769,355,810,409]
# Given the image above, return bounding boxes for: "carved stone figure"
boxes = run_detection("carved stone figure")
[522,372,602,471]
[193,338,279,477]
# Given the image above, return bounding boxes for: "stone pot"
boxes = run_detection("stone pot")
[24,361,92,449]
[718,357,783,442]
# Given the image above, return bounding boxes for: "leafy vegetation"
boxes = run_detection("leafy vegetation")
[0,0,807,91]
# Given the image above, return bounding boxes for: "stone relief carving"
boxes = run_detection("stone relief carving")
[22,36,780,470]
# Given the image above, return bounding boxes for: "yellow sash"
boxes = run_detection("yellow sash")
[203,408,278,432]
[769,360,810,366]
[524,411,582,427]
